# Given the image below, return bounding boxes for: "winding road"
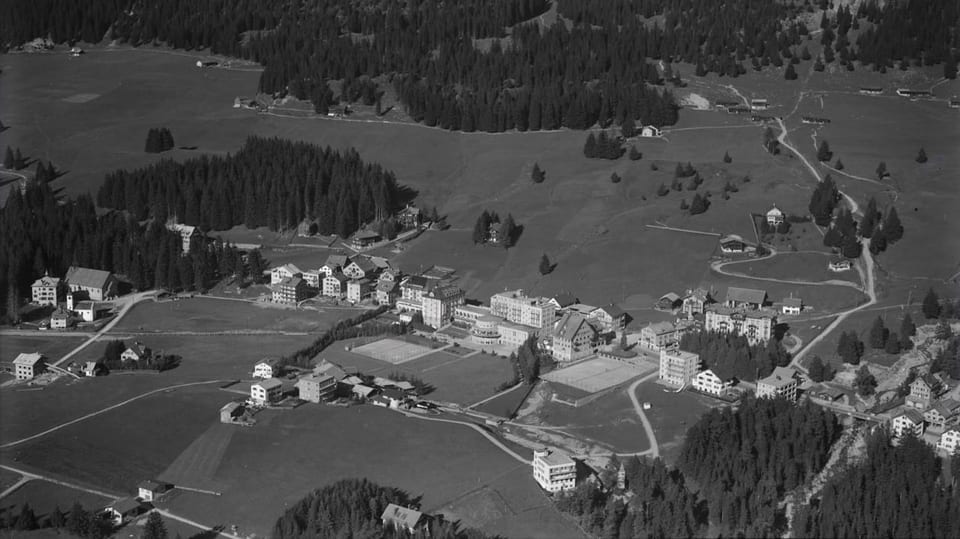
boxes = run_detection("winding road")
[626,372,660,458]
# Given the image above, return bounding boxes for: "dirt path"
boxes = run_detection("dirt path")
[398,410,530,465]
[0,464,121,500]
[54,291,159,367]
[626,372,660,459]
[468,382,525,409]
[712,254,863,291]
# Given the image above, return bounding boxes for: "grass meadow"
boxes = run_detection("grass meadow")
[0,335,86,365]
[0,480,111,524]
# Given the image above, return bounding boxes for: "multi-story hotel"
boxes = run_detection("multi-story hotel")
[491,289,555,329]
[532,449,576,493]
[658,349,701,388]
[704,307,775,344]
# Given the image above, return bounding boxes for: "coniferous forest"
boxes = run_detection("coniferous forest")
[4,1,956,132]
[97,136,403,236]
[679,330,791,381]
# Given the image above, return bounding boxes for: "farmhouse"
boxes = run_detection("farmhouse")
[724,287,767,310]
[491,289,556,329]
[350,229,381,250]
[323,272,348,298]
[137,480,167,502]
[639,125,662,137]
[938,428,960,454]
[589,304,627,331]
[253,358,281,379]
[924,399,960,429]
[950,98,960,109]
[381,504,431,534]
[352,384,378,400]
[892,409,925,438]
[682,288,712,317]
[659,349,700,388]
[656,293,682,311]
[766,205,785,226]
[705,307,775,344]
[13,353,45,380]
[65,266,117,301]
[397,204,422,229]
[250,378,284,405]
[756,367,799,401]
[692,368,734,396]
[344,256,379,279]
[719,234,748,254]
[896,88,932,98]
[551,312,599,362]
[83,361,105,377]
[271,264,302,285]
[31,273,60,306]
[346,278,373,303]
[314,360,349,381]
[801,116,831,125]
[105,498,143,526]
[50,308,73,329]
[532,448,577,493]
[165,222,201,254]
[422,284,465,328]
[906,375,940,409]
[220,402,245,423]
[828,259,852,272]
[781,297,803,315]
[121,341,151,363]
[296,373,337,403]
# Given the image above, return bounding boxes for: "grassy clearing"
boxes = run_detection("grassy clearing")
[633,380,719,463]
[727,251,860,285]
[800,304,928,367]
[0,480,111,521]
[8,386,229,493]
[160,404,581,538]
[523,388,651,454]
[0,335,86,365]
[111,297,361,333]
[473,384,532,417]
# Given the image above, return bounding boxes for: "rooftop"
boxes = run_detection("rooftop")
[13,352,44,367]
[759,367,797,388]
[550,293,579,307]
[554,312,594,341]
[381,504,424,528]
[536,449,575,467]
[253,378,284,390]
[31,275,60,287]
[896,408,925,424]
[65,266,113,289]
[323,254,349,268]
[725,287,767,305]
[645,321,676,334]
[109,497,142,514]
[783,297,803,307]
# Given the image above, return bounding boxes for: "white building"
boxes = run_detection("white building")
[31,274,60,306]
[756,367,799,401]
[421,284,465,328]
[551,312,599,362]
[323,273,348,298]
[938,428,960,454]
[659,349,700,388]
[253,358,280,379]
[532,449,576,493]
[704,307,775,345]
[250,378,284,405]
[692,369,730,396]
[271,264,302,285]
[491,290,555,329]
[781,297,803,315]
[13,353,45,380]
[766,205,784,226]
[165,223,201,254]
[891,409,925,438]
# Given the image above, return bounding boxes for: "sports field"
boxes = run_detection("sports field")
[351,338,435,364]
[542,357,651,394]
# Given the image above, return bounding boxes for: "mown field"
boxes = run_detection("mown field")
[160,404,583,539]
[0,480,111,525]
[0,335,86,365]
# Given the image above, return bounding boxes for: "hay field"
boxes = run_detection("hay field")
[0,335,86,365]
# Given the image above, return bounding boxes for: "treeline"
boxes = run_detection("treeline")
[143,127,174,153]
[679,330,790,381]
[0,501,112,538]
[557,397,839,538]
[272,478,494,539]
[583,131,625,160]
[97,136,403,236]
[793,432,960,538]
[0,178,255,322]
[99,339,181,372]
[278,306,396,368]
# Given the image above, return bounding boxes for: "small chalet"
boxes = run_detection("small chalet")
[320,254,349,276]
[692,368,734,396]
[590,304,628,331]
[938,428,960,454]
[766,205,785,226]
[924,399,960,429]
[220,402,245,423]
[547,293,579,311]
[344,256,378,279]
[682,288,712,317]
[13,353,45,380]
[397,204,422,228]
[828,259,852,272]
[719,234,748,254]
[83,361,106,377]
[65,266,117,301]
[724,287,767,310]
[121,341,151,363]
[352,384,378,399]
[350,230,381,250]
[253,358,281,379]
[656,293,681,311]
[639,125,662,137]
[50,308,73,329]
[381,504,431,534]
[906,374,940,409]
[137,480,167,502]
[271,265,303,285]
[165,222,201,254]
[892,409,925,438]
[781,297,803,315]
[105,498,144,526]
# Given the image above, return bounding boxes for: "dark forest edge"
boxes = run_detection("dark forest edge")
[3,1,957,133]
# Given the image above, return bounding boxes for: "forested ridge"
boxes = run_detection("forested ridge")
[96,136,403,236]
[4,1,955,132]
[557,397,840,538]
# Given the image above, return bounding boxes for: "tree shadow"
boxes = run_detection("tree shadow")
[774,322,790,341]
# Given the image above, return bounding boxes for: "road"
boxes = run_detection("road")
[0,463,121,500]
[397,410,530,465]
[54,290,160,367]
[712,251,863,291]
[626,372,660,459]
[0,379,229,449]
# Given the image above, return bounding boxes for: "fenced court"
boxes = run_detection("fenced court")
[352,338,436,365]
[543,356,650,394]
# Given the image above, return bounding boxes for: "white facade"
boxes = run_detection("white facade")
[938,429,960,454]
[491,290,555,329]
[756,367,798,401]
[13,353,45,380]
[692,369,727,396]
[892,412,924,438]
[250,379,283,405]
[31,275,60,306]
[532,449,576,493]
[766,205,784,226]
[659,349,700,388]
[704,308,774,345]
[253,360,278,379]
[323,274,347,297]
[271,264,302,285]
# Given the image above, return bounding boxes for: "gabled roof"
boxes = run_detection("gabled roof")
[109,497,142,514]
[381,504,425,529]
[166,223,198,236]
[352,230,381,241]
[896,408,925,424]
[658,293,681,303]
[596,303,626,317]
[719,234,745,244]
[554,312,595,341]
[13,353,44,367]
[684,288,710,301]
[402,275,430,289]
[725,287,767,305]
[766,205,783,216]
[932,399,960,417]
[65,266,113,289]
[138,479,163,492]
[323,254,349,269]
[783,297,803,307]
[279,276,305,288]
[297,373,334,387]
[324,272,348,283]
[369,256,393,270]
[913,374,939,390]
[347,256,377,274]
[759,367,797,388]
[75,300,96,310]
[51,309,70,320]
[427,284,462,300]
[123,340,150,360]
[275,263,302,275]
[257,357,280,368]
[314,360,348,381]
[32,275,60,287]
[644,321,675,334]
[377,280,399,292]
[382,388,407,400]
[550,293,578,308]
[253,378,283,390]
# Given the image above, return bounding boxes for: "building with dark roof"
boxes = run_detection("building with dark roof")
[65,266,117,301]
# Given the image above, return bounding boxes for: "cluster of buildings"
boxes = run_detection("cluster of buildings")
[658,346,800,402]
[103,480,169,526]
[890,374,960,455]
[269,253,404,305]
[29,266,118,327]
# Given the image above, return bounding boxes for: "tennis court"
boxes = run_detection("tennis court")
[543,357,651,394]
[352,338,435,365]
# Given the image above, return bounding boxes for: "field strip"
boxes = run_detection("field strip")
[0,463,121,500]
[468,382,524,409]
[0,380,229,449]
[396,410,529,465]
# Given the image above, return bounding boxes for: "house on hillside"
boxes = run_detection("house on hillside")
[165,222,202,254]
[375,280,400,306]
[323,273,348,298]
[892,409,925,438]
[756,367,799,402]
[274,276,309,304]
[640,321,679,351]
[656,293,681,311]
[532,448,577,492]
[639,125,662,137]
[938,428,960,454]
[271,264,302,285]
[253,358,281,379]
[120,341,151,363]
[551,313,599,362]
[751,98,769,110]
[220,402,245,423]
[422,284,465,328]
[682,288,712,318]
[50,309,73,330]
[924,399,960,429]
[692,368,734,397]
[105,498,143,526]
[137,480,167,502]
[658,349,700,388]
[781,297,803,315]
[250,378,284,406]
[13,353,45,380]
[547,293,579,311]
[724,287,767,310]
[719,234,748,254]
[906,374,941,409]
[344,256,378,280]
[589,304,627,332]
[320,255,349,277]
[65,266,117,301]
[766,204,785,226]
[350,230,381,250]
[397,204,422,229]
[31,273,60,306]
[314,360,349,382]
[83,361,105,377]
[381,504,431,534]
[828,259,852,272]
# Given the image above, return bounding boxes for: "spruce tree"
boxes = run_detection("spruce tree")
[816,140,832,162]
[785,63,798,79]
[49,505,66,529]
[539,254,552,275]
[498,214,517,248]
[689,193,709,215]
[840,233,861,259]
[876,161,887,179]
[723,151,732,163]
[610,172,621,183]
[13,148,24,169]
[14,503,38,530]
[472,210,490,244]
[629,146,642,160]
[883,207,903,242]
[860,197,878,238]
[3,146,13,169]
[922,288,941,319]
[915,147,927,163]
[869,316,887,348]
[900,313,916,348]
[531,163,545,184]
[834,158,844,170]
[145,128,159,153]
[142,511,169,539]
[885,332,900,354]
[854,365,877,396]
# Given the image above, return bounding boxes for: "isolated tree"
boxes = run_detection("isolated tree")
[885,332,901,354]
[610,172,621,183]
[838,331,863,365]
[689,193,709,215]
[3,146,13,169]
[875,161,888,179]
[498,213,517,248]
[808,355,835,382]
[142,511,168,539]
[923,287,941,319]
[834,158,844,170]
[785,63,798,80]
[531,163,545,183]
[656,183,669,196]
[816,140,832,162]
[882,206,903,244]
[629,146,642,161]
[680,198,689,210]
[860,197,878,238]
[472,210,491,244]
[915,147,928,163]
[869,316,888,348]
[145,128,161,153]
[159,128,175,151]
[723,151,732,163]
[539,254,553,275]
[900,313,916,348]
[854,365,877,396]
